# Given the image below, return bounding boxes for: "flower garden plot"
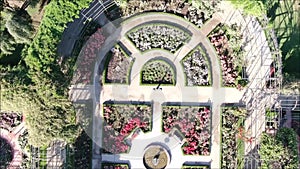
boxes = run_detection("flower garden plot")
[162,106,211,155]
[127,24,190,53]
[208,24,245,87]
[221,107,246,169]
[141,59,175,85]
[102,104,152,154]
[102,163,129,169]
[73,29,105,85]
[118,0,219,28]
[104,45,134,84]
[181,46,211,86]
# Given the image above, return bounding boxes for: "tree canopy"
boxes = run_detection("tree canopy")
[1,0,93,147]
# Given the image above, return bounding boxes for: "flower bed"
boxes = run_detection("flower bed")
[0,112,22,132]
[127,24,190,53]
[182,46,210,86]
[221,107,246,168]
[141,60,175,85]
[102,163,129,169]
[208,24,245,87]
[73,29,106,85]
[118,0,219,27]
[102,104,152,154]
[104,45,134,84]
[162,106,211,155]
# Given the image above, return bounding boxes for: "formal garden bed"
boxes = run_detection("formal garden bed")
[141,59,175,85]
[208,24,247,88]
[102,103,152,154]
[104,44,134,84]
[259,127,299,168]
[0,112,22,132]
[181,46,211,86]
[162,105,211,155]
[117,0,219,27]
[127,24,190,53]
[102,163,129,169]
[72,29,106,85]
[221,107,247,168]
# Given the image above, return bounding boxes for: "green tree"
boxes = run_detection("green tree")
[228,0,266,17]
[1,0,94,147]
[4,9,34,44]
[0,30,16,55]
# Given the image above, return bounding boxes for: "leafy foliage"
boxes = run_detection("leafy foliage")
[118,0,219,27]
[259,128,299,169]
[102,104,152,154]
[4,9,34,44]
[221,107,246,169]
[141,60,175,85]
[162,106,211,155]
[104,45,133,84]
[228,0,266,17]
[73,29,105,84]
[182,46,210,86]
[127,24,190,53]
[209,24,245,87]
[1,0,93,147]
[0,8,33,62]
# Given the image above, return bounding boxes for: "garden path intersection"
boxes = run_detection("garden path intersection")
[70,10,250,169]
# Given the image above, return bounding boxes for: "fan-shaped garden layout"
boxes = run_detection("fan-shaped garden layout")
[69,11,278,169]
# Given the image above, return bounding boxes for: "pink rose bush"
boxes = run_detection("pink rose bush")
[102,104,152,154]
[162,106,211,155]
